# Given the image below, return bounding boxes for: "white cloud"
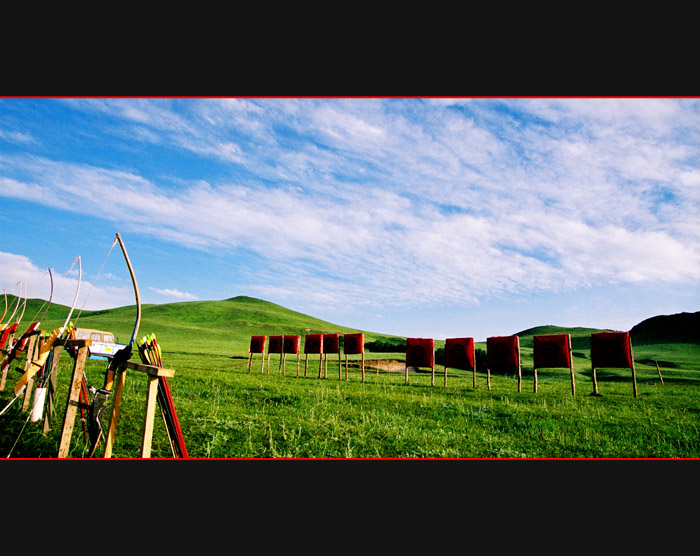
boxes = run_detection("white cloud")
[0,251,134,317]
[148,287,198,300]
[1,98,699,318]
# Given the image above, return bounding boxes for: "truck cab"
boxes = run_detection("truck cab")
[75,328,126,360]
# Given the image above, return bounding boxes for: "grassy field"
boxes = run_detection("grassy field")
[1,296,698,459]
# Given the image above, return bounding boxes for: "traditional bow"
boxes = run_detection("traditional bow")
[1,269,53,366]
[87,233,140,457]
[0,281,24,337]
[12,260,80,398]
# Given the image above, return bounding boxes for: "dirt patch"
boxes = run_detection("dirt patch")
[356,359,406,373]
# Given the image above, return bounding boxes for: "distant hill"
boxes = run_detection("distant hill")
[514,325,609,350]
[17,294,398,355]
[6,294,698,350]
[629,311,700,345]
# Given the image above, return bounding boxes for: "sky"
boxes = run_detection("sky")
[0,97,699,341]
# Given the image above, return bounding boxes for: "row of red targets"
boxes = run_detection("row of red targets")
[247,333,367,380]
[249,332,365,356]
[389,332,635,395]
[247,331,638,397]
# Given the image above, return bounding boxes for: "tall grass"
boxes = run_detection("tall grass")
[1,297,698,458]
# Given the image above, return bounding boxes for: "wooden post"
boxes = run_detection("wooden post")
[103,360,175,458]
[516,336,522,393]
[487,367,492,390]
[444,364,448,388]
[630,343,638,398]
[141,373,160,458]
[103,367,127,458]
[57,340,90,458]
[591,363,599,395]
[247,353,252,373]
[569,336,576,396]
[655,360,665,385]
[304,354,309,377]
[533,367,539,393]
[43,344,62,433]
[473,364,477,389]
[21,335,38,411]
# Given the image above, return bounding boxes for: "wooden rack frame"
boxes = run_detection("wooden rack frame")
[52,338,176,458]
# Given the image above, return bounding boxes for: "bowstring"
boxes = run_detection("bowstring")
[72,237,118,329]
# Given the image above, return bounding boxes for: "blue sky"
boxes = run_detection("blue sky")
[1,97,699,341]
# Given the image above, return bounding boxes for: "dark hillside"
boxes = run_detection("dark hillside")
[629,311,700,344]
[515,325,608,350]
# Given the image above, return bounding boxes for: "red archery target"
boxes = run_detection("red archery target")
[487,335,520,371]
[283,335,300,354]
[533,334,571,369]
[304,333,324,354]
[590,332,633,369]
[322,333,340,354]
[249,335,266,354]
[444,337,475,370]
[406,338,434,367]
[268,335,283,354]
[343,333,364,355]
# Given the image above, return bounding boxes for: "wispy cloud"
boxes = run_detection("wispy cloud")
[148,286,198,301]
[0,251,133,314]
[1,98,698,320]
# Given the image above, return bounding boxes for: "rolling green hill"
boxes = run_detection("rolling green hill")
[514,325,610,350]
[4,294,698,359]
[8,295,400,358]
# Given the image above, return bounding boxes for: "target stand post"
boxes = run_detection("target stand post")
[443,338,475,389]
[303,334,323,378]
[486,335,522,392]
[322,333,340,380]
[590,332,638,398]
[405,338,435,386]
[282,335,300,377]
[533,334,576,396]
[343,333,364,382]
[248,335,266,374]
[266,336,283,375]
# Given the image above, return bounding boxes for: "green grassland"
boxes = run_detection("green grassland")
[1,296,698,459]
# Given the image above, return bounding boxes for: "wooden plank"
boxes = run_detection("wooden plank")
[103,368,127,458]
[21,335,38,411]
[141,374,160,458]
[569,335,576,396]
[57,344,89,458]
[123,360,175,377]
[43,344,62,433]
